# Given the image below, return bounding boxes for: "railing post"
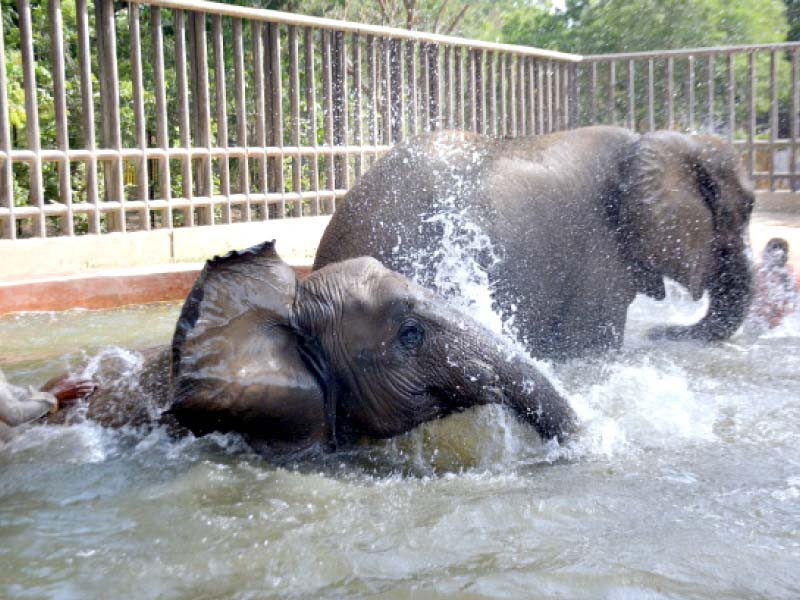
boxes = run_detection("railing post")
[426,43,440,130]
[49,0,73,235]
[304,27,320,214]
[129,2,150,231]
[0,1,13,239]
[351,32,363,180]
[19,0,46,236]
[269,22,286,209]
[792,49,798,193]
[390,38,404,142]
[647,58,654,131]
[626,59,635,130]
[213,14,231,223]
[175,10,194,225]
[95,0,125,232]
[233,18,251,221]
[706,54,715,133]
[151,6,172,227]
[405,40,418,136]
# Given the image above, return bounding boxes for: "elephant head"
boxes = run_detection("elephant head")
[619,130,755,341]
[169,241,577,455]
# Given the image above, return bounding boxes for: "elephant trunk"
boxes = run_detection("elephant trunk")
[448,333,578,443]
[650,242,752,342]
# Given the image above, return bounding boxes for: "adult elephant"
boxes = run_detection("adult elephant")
[314,126,755,359]
[54,241,576,455]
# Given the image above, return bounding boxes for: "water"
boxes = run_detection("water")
[1,292,800,597]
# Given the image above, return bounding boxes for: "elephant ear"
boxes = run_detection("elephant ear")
[620,131,717,301]
[169,241,328,452]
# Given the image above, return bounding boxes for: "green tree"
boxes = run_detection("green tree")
[501,0,788,52]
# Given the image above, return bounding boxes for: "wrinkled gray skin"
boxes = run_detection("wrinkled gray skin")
[314,126,755,359]
[54,242,576,455]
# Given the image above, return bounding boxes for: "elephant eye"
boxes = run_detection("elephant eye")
[398,321,425,350]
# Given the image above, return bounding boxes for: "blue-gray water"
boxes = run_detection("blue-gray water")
[1,288,799,599]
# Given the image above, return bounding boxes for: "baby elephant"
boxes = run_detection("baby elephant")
[62,241,577,456]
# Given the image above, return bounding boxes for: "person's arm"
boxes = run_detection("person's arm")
[0,380,57,426]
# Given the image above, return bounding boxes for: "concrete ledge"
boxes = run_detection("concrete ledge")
[755,192,800,214]
[0,264,313,315]
[0,216,330,281]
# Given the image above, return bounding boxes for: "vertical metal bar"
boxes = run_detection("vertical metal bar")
[508,54,516,135]
[455,47,464,129]
[367,36,378,160]
[748,51,755,182]
[537,59,545,134]
[517,56,525,134]
[527,58,535,134]
[262,25,273,201]
[129,2,149,231]
[73,0,99,233]
[419,41,429,130]
[213,14,230,223]
[769,50,777,192]
[233,18,250,221]
[49,0,73,235]
[667,57,674,130]
[304,28,319,215]
[389,38,403,141]
[0,2,14,238]
[289,25,301,215]
[332,31,348,193]
[607,60,615,126]
[19,0,45,236]
[405,40,417,135]
[792,49,798,193]
[175,10,194,225]
[553,62,563,131]
[590,61,597,125]
[647,58,654,131]
[688,55,695,131]
[443,45,453,129]
[352,33,363,180]
[151,6,171,226]
[547,60,554,132]
[488,52,497,135]
[190,12,212,224]
[381,38,392,142]
[706,54,715,132]
[426,43,440,130]
[569,62,579,128]
[252,21,267,204]
[470,49,479,133]
[727,53,735,142]
[559,62,566,129]
[626,59,635,130]
[269,23,285,210]
[322,30,335,211]
[97,0,125,231]
[499,53,507,136]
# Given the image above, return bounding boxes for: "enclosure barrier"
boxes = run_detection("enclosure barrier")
[581,44,800,196]
[0,0,798,241]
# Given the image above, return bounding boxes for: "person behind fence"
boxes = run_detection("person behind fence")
[0,369,95,446]
[749,237,799,330]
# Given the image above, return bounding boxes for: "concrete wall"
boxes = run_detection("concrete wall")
[0,216,331,281]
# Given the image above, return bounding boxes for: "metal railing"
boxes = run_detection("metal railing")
[579,43,800,195]
[0,0,797,241]
[0,0,579,239]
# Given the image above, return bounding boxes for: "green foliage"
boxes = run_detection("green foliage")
[501,0,789,52]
